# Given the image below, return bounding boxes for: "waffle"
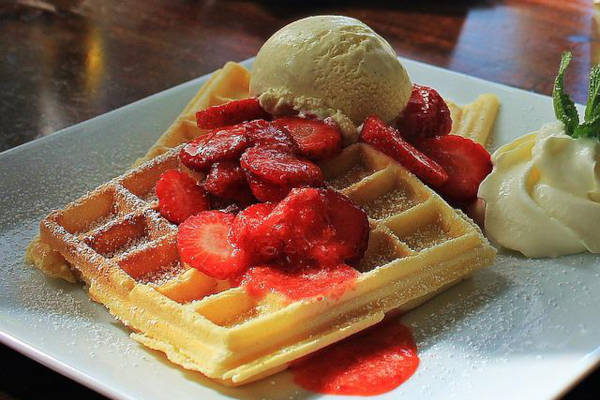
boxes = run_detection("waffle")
[26,61,251,282]
[38,139,495,385]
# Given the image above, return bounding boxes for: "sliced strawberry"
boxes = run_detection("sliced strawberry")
[318,189,369,265]
[259,188,327,265]
[196,98,269,129]
[259,188,369,267]
[360,116,448,187]
[177,211,249,279]
[396,84,452,140]
[246,173,291,202]
[155,169,210,224]
[179,125,250,171]
[415,135,492,202]
[240,146,324,187]
[179,134,211,171]
[274,117,342,160]
[244,119,298,152]
[203,161,255,204]
[231,203,280,263]
[238,263,359,301]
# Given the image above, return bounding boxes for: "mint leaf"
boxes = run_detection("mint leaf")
[553,52,579,136]
[574,112,600,138]
[585,64,600,123]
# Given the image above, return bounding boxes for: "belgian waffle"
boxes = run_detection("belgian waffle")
[26,62,251,282]
[38,140,495,385]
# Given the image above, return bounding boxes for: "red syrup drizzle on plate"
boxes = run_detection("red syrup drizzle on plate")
[291,322,419,396]
[236,263,359,301]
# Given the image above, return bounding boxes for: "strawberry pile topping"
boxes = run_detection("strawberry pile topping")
[361,84,493,204]
[154,89,492,301]
[181,98,341,206]
[176,188,368,297]
[156,98,359,299]
[232,188,369,267]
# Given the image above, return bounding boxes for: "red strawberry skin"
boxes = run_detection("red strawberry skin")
[251,188,369,267]
[415,135,492,202]
[319,189,370,265]
[240,146,324,187]
[263,188,328,265]
[246,173,291,202]
[231,203,280,264]
[204,161,255,204]
[179,125,250,172]
[360,116,448,187]
[177,211,249,280]
[155,169,210,224]
[244,119,298,152]
[273,117,342,160]
[396,84,452,140]
[196,98,269,129]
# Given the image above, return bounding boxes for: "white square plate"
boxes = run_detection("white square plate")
[1,58,599,400]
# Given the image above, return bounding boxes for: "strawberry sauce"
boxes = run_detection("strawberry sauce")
[239,264,359,301]
[291,322,419,396]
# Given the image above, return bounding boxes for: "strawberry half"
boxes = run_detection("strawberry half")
[319,189,370,265]
[273,117,342,160]
[240,146,324,187]
[244,119,298,152]
[415,135,492,202]
[155,169,210,224]
[231,203,281,264]
[203,160,255,205]
[396,84,452,140]
[360,115,448,187]
[177,211,249,280]
[196,98,269,129]
[245,173,291,202]
[179,125,250,172]
[255,188,369,267]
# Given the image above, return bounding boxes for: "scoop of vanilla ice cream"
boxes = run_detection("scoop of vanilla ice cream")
[250,15,412,144]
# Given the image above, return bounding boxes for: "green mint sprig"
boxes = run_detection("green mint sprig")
[553,51,600,140]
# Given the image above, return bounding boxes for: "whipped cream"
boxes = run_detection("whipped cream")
[478,121,600,257]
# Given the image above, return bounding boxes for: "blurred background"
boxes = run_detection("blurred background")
[1,0,599,152]
[0,0,598,398]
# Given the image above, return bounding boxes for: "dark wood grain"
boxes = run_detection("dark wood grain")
[1,0,598,152]
[1,0,598,398]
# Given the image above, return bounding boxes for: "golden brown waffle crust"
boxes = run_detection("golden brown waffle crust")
[25,62,252,282]
[37,141,495,385]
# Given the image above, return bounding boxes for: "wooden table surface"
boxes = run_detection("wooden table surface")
[0,0,598,398]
